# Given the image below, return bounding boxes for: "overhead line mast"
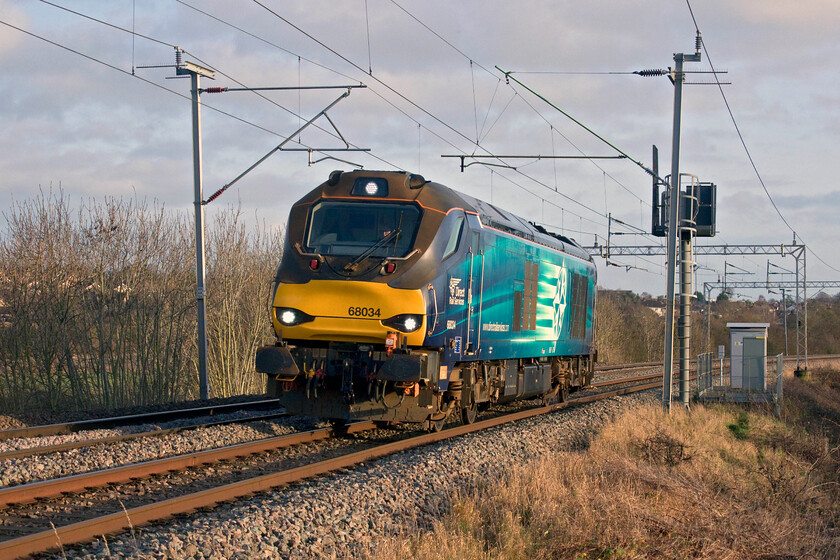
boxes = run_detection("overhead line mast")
[661,34,703,412]
[175,49,215,400]
[167,47,368,400]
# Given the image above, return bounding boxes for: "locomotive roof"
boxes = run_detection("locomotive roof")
[312,170,593,263]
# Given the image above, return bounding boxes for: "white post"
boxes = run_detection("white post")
[775,353,783,417]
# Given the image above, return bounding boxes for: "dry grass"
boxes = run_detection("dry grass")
[373,374,840,560]
[785,367,840,445]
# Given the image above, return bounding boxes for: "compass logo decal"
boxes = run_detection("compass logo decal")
[553,268,568,338]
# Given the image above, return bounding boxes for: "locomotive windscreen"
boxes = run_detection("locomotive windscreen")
[305,201,422,257]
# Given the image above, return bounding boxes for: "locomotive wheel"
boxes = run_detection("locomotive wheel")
[429,417,445,432]
[461,401,478,425]
[541,386,560,406]
[330,419,348,435]
[559,382,570,403]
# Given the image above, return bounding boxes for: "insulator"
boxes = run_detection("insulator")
[205,189,223,204]
[175,48,183,68]
[203,87,226,94]
[635,69,668,77]
[695,32,702,53]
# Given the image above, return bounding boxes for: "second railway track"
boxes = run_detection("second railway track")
[0,411,290,462]
[0,399,283,442]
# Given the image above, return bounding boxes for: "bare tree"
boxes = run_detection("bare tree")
[0,191,198,413]
[205,207,283,397]
[0,189,81,411]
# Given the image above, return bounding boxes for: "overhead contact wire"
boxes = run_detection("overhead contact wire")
[31,1,641,245]
[249,1,610,228]
[253,0,643,241]
[385,0,648,230]
[179,0,464,165]
[174,0,358,82]
[498,67,657,179]
[252,0,495,156]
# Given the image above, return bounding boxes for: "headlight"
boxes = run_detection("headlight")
[381,313,423,333]
[350,177,389,197]
[275,307,315,327]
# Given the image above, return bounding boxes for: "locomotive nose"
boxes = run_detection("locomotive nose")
[271,280,426,345]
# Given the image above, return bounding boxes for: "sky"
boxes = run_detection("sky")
[1,0,839,298]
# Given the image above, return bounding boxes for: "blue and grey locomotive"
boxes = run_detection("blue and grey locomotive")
[256,170,597,429]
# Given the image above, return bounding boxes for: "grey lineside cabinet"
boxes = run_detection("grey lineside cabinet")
[727,323,769,390]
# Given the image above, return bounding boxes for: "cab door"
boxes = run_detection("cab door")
[464,226,483,356]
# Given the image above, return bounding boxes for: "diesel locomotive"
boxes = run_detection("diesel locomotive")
[256,170,597,429]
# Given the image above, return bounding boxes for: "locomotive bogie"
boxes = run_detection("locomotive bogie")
[263,342,447,422]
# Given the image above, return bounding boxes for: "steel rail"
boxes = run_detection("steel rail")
[0,412,289,461]
[0,422,374,507]
[4,355,831,442]
[591,373,663,387]
[596,363,667,375]
[594,354,838,377]
[0,372,670,462]
[0,382,658,559]
[595,360,662,372]
[0,399,282,441]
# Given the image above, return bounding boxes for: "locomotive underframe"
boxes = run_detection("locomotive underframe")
[261,340,594,425]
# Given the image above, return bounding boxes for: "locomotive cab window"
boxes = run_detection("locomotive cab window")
[305,201,422,257]
[441,215,465,260]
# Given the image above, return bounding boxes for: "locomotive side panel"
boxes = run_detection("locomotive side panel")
[427,223,595,362]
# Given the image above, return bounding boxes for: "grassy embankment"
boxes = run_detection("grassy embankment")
[375,368,840,559]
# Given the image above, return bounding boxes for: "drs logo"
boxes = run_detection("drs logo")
[348,306,381,318]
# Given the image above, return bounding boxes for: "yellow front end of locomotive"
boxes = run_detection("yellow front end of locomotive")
[272,280,427,345]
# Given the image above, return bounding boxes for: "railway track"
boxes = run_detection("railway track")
[593,354,838,376]
[0,363,661,463]
[591,373,662,388]
[0,411,289,462]
[0,374,661,559]
[0,399,282,441]
[6,353,831,450]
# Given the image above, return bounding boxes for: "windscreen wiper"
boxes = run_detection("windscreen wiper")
[343,229,401,272]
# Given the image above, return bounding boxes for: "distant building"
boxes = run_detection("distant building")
[646,305,666,317]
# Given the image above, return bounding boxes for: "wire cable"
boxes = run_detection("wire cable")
[684,0,839,274]
[509,70,642,75]
[498,68,658,180]
[383,0,655,230]
[1,17,407,204]
[252,0,495,157]
[37,0,406,174]
[33,0,550,211]
[33,0,646,247]
[250,0,621,233]
[364,0,373,74]
[178,0,469,167]
[173,0,359,83]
